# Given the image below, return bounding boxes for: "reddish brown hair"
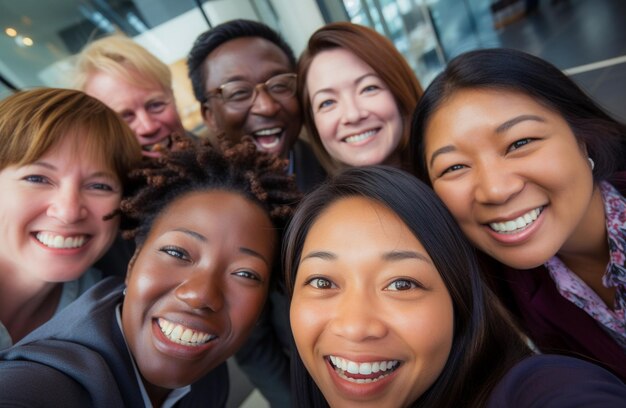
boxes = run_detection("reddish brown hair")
[297,22,423,174]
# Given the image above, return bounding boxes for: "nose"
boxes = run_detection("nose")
[47,187,87,224]
[328,287,387,342]
[250,86,281,116]
[133,110,161,138]
[340,95,368,125]
[175,269,224,312]
[474,161,524,204]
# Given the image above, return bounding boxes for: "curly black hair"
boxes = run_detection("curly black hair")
[120,136,301,246]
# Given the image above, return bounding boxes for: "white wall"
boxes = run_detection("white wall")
[270,0,325,56]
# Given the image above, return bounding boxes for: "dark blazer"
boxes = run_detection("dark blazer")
[0,277,228,407]
[292,139,327,193]
[485,171,626,382]
[487,354,626,407]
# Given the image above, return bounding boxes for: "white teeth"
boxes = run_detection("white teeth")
[329,355,399,382]
[253,128,282,149]
[143,137,172,152]
[489,207,542,234]
[253,127,282,136]
[36,232,87,249]
[157,318,215,346]
[344,129,377,144]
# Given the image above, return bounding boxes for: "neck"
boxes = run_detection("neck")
[144,380,170,408]
[557,185,615,307]
[0,273,61,342]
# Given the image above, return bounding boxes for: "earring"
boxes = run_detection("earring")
[588,157,595,171]
[123,287,127,296]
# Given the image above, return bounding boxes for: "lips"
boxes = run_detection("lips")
[488,207,543,234]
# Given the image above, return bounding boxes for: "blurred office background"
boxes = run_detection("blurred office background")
[2,0,625,405]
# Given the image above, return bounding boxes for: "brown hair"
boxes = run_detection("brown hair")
[297,22,423,174]
[0,88,141,184]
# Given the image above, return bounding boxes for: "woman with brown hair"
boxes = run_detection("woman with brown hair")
[0,88,141,349]
[297,22,422,174]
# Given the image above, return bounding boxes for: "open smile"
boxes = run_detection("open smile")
[252,127,283,150]
[157,317,217,346]
[142,135,173,154]
[328,355,400,384]
[342,128,379,144]
[35,232,89,249]
[488,207,543,234]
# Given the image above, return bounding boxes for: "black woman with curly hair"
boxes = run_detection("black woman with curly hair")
[0,137,300,407]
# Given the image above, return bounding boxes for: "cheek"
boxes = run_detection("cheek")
[433,185,467,219]
[230,289,267,330]
[313,112,337,142]
[162,107,182,128]
[218,109,248,132]
[289,296,324,350]
[282,98,302,122]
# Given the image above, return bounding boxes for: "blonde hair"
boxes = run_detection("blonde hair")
[0,88,142,184]
[74,35,172,91]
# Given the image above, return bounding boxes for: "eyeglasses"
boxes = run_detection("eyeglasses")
[204,73,297,111]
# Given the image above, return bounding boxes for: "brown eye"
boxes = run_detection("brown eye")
[385,279,419,291]
[307,277,334,289]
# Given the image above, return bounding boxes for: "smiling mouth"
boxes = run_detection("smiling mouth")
[157,317,216,346]
[329,355,400,384]
[252,127,282,150]
[142,135,173,153]
[488,207,543,234]
[35,232,88,249]
[343,129,378,144]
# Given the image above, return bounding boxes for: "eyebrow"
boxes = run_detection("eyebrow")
[240,247,271,267]
[382,250,432,264]
[300,249,431,263]
[173,228,207,242]
[495,114,545,133]
[31,162,118,181]
[171,228,270,266]
[310,72,379,100]
[301,250,336,262]
[428,114,546,168]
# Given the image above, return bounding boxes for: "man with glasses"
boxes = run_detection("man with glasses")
[188,19,325,193]
[187,20,326,407]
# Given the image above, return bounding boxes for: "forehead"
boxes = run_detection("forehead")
[307,48,377,91]
[36,129,115,170]
[84,71,168,111]
[203,37,293,88]
[427,88,551,136]
[150,190,275,245]
[306,196,427,252]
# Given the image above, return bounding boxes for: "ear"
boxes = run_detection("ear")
[579,142,589,157]
[125,245,143,286]
[201,102,219,133]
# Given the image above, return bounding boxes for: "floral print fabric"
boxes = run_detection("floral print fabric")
[545,182,625,350]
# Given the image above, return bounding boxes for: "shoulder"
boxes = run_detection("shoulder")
[486,354,626,408]
[0,360,89,407]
